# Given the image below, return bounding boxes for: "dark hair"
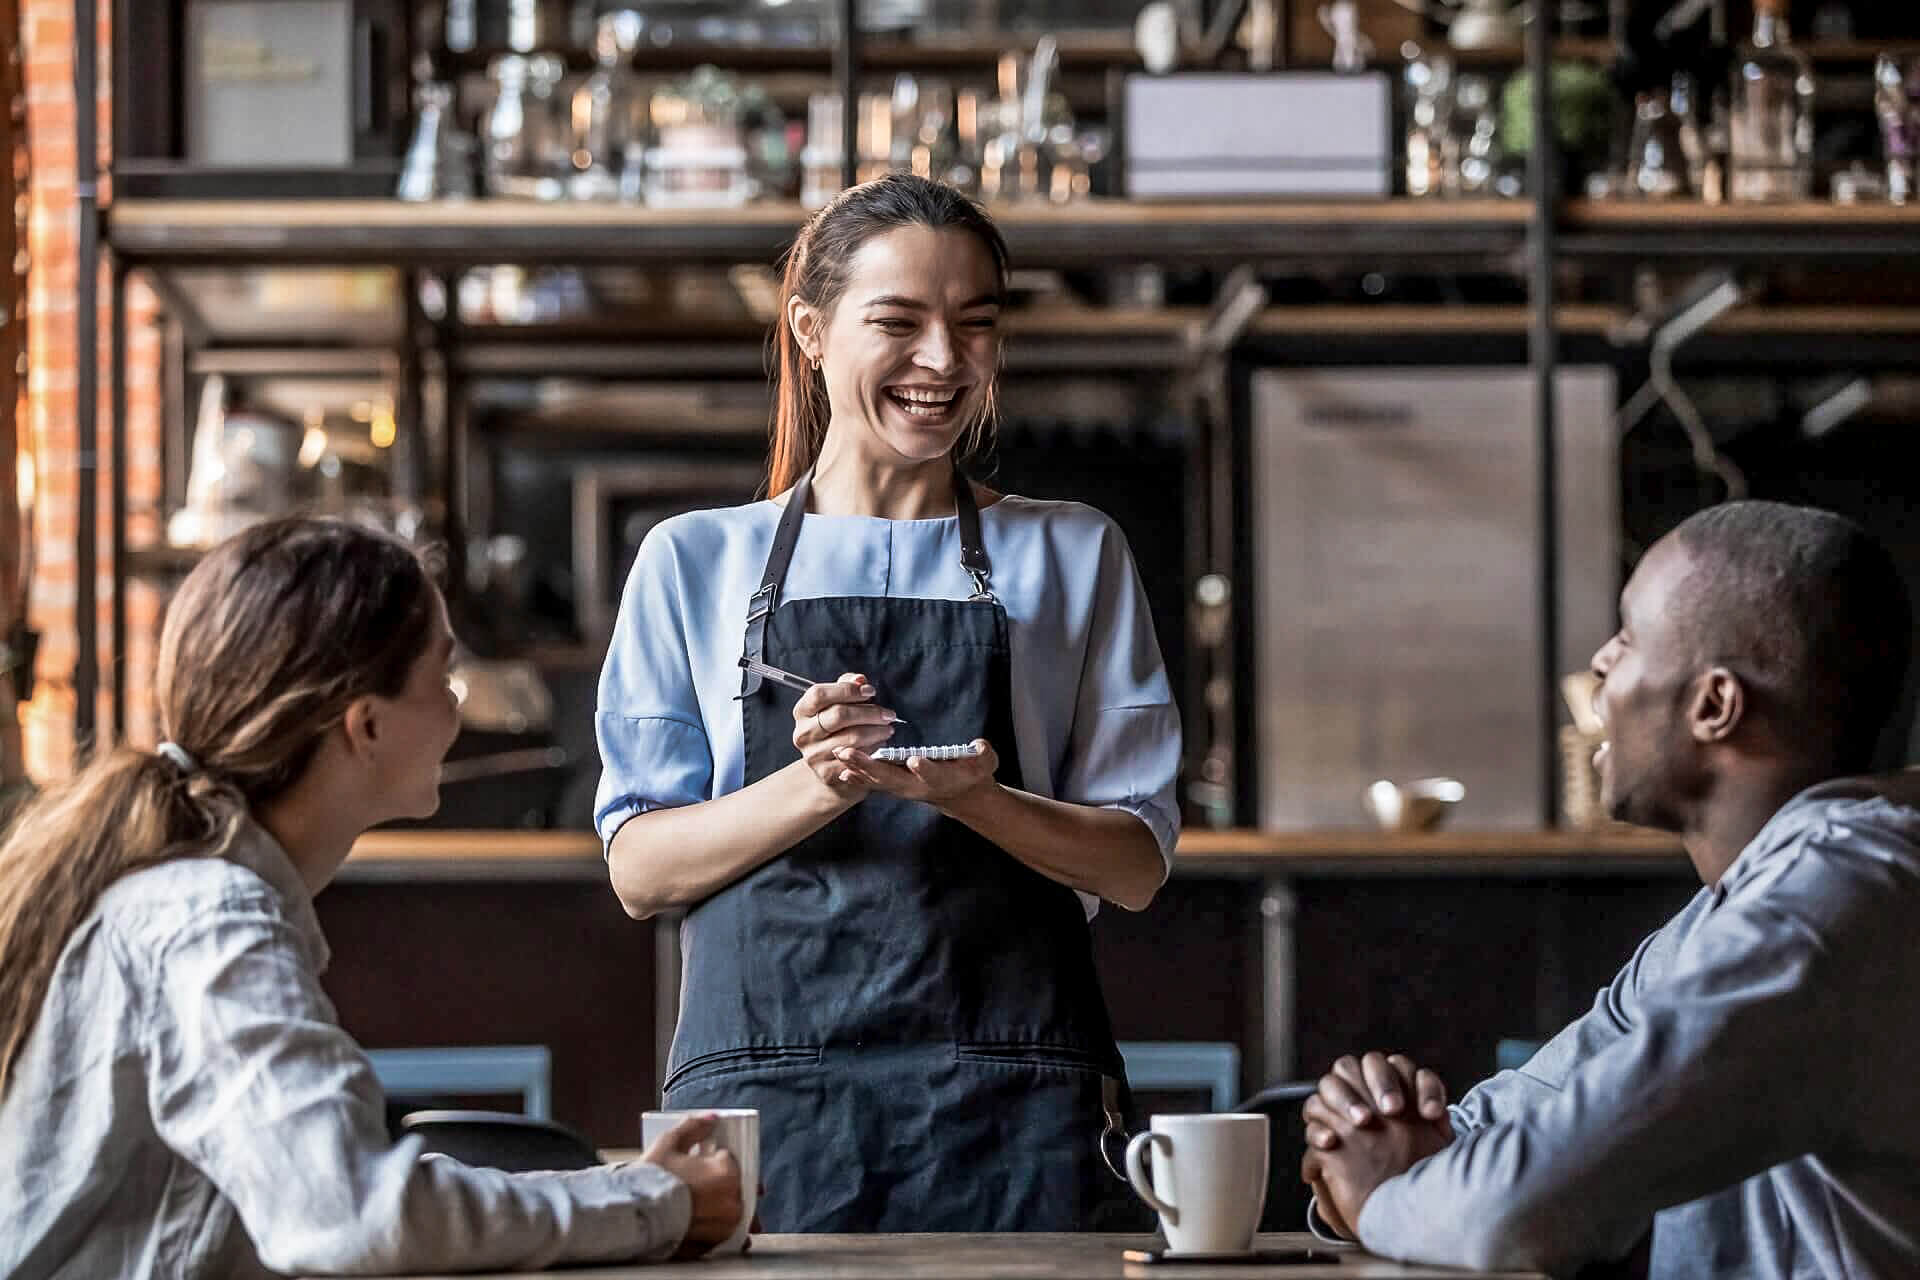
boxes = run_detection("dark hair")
[767,173,1011,495]
[1671,500,1913,773]
[0,517,438,1094]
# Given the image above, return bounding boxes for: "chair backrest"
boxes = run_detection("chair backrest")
[399,1109,600,1173]
[1116,1040,1242,1112]
[366,1045,552,1119]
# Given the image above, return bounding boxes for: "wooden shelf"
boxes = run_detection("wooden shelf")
[1560,199,1920,262]
[1438,38,1919,66]
[106,198,1532,269]
[337,825,1690,882]
[107,196,1920,271]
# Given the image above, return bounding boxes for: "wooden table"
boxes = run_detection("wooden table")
[336,1233,1544,1278]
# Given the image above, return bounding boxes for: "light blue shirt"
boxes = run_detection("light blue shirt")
[1353,774,1920,1279]
[594,494,1183,916]
[0,818,692,1280]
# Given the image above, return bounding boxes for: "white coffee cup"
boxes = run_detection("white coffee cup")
[639,1108,759,1255]
[1124,1113,1269,1255]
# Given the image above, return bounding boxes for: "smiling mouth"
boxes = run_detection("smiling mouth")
[885,385,966,420]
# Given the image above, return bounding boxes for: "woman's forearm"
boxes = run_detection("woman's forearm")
[937,784,1167,911]
[608,762,854,918]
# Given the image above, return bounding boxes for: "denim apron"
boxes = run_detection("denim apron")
[661,466,1136,1232]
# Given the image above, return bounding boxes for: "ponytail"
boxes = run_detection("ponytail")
[0,750,242,1092]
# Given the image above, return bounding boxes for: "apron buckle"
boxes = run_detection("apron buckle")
[965,565,997,603]
[1098,1074,1132,1184]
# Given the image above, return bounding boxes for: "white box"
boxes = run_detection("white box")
[1123,72,1393,198]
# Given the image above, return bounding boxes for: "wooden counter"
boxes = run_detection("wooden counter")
[320,1233,1544,1279]
[340,826,1689,883]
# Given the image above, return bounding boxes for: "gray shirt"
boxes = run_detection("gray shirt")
[0,820,690,1278]
[1355,774,1920,1278]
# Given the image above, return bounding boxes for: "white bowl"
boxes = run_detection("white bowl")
[1365,777,1466,831]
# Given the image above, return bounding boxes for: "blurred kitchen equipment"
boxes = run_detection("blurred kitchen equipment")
[1729,0,1815,203]
[1875,54,1918,205]
[1624,89,1692,199]
[183,0,387,168]
[451,655,553,735]
[410,655,573,829]
[568,10,646,200]
[1446,73,1502,196]
[644,66,752,207]
[1364,777,1465,831]
[1318,0,1374,73]
[1134,2,1182,75]
[1125,72,1392,197]
[1251,368,1618,830]
[397,75,476,201]
[482,53,568,199]
[1403,52,1452,197]
[167,376,302,549]
[1444,0,1524,50]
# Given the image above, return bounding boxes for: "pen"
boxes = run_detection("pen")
[737,657,910,724]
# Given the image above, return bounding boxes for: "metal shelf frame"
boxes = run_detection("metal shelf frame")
[66,0,1920,835]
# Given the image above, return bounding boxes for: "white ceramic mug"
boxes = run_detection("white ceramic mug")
[1124,1113,1269,1255]
[639,1108,759,1254]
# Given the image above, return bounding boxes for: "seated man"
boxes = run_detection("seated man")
[1301,500,1920,1278]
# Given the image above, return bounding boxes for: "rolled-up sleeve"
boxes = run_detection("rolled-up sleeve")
[595,522,715,848]
[1058,518,1183,880]
[139,897,691,1274]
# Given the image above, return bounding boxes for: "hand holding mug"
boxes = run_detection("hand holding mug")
[637,1114,743,1257]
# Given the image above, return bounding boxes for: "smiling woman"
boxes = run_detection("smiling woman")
[767,175,1010,497]
[595,175,1184,1237]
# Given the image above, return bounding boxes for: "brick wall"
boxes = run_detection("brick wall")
[19,0,163,777]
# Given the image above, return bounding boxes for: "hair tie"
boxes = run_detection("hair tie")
[156,742,200,775]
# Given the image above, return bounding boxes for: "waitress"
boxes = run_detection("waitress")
[594,174,1181,1232]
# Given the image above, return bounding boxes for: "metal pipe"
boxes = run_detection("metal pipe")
[1527,0,1560,825]
[73,0,98,754]
[110,261,127,739]
[835,0,858,190]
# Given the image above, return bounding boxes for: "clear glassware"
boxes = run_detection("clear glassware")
[1729,0,1815,202]
[1447,74,1500,196]
[1875,54,1918,206]
[398,78,474,202]
[1403,52,1454,198]
[1625,90,1692,199]
[1669,71,1706,194]
[568,11,645,201]
[644,67,750,208]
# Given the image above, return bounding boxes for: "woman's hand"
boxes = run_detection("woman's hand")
[637,1114,744,1258]
[792,672,898,800]
[832,738,1000,808]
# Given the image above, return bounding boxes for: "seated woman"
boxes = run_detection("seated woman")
[0,517,741,1278]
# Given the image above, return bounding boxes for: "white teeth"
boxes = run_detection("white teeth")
[889,387,959,405]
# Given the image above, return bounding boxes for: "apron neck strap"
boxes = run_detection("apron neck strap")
[951,466,995,601]
[742,464,996,694]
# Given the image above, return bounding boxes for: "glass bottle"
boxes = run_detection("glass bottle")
[1403,53,1454,199]
[568,11,645,201]
[1875,54,1917,206]
[1729,0,1814,202]
[1625,90,1691,199]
